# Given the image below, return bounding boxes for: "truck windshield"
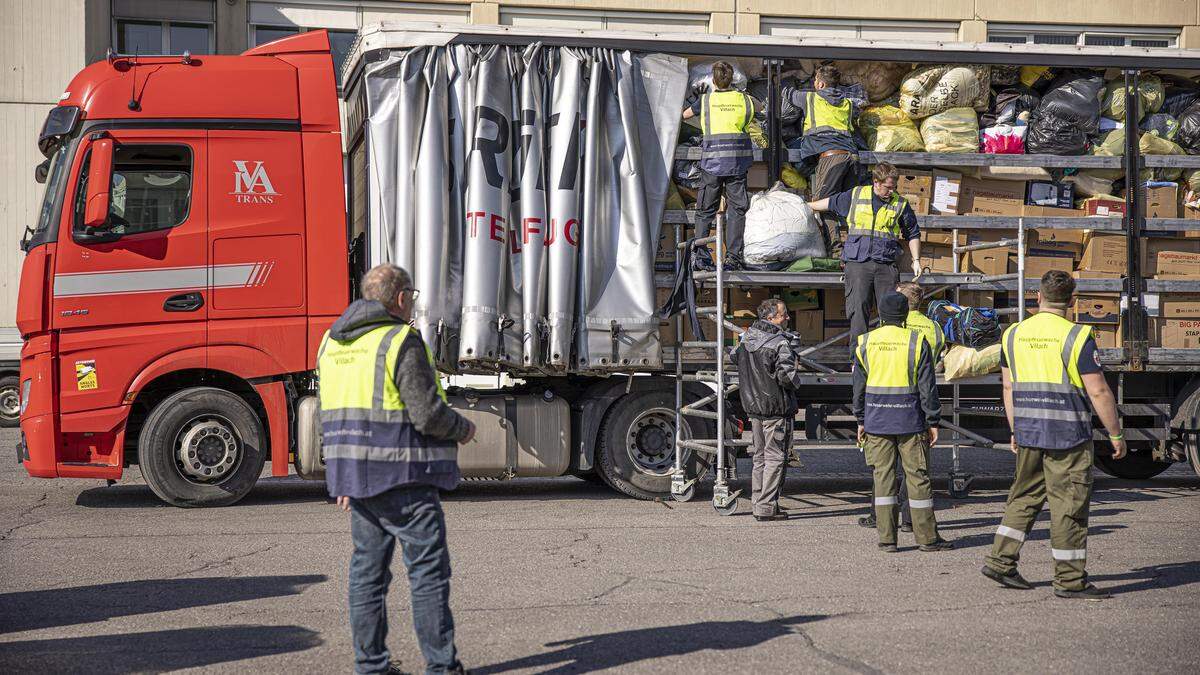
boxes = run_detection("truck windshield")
[24,143,71,251]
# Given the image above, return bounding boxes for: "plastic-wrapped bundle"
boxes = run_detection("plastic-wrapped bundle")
[1178,102,1200,153]
[1160,74,1200,117]
[1143,113,1180,142]
[1026,74,1104,155]
[899,65,991,119]
[859,105,924,152]
[920,107,979,153]
[742,186,827,267]
[673,138,701,190]
[1101,74,1164,122]
[688,59,749,95]
[1063,171,1115,198]
[746,76,803,124]
[981,124,1026,154]
[980,86,1040,127]
[834,60,912,103]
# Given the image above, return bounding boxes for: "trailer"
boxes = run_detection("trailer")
[15,22,1200,507]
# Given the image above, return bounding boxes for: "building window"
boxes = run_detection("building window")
[251,26,357,74]
[116,19,213,55]
[988,26,1178,48]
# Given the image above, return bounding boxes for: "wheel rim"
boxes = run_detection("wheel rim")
[173,414,243,485]
[625,407,689,477]
[0,386,19,418]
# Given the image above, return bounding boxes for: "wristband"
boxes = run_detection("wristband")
[1108,433,1123,441]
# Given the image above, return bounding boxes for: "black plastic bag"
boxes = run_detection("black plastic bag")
[1178,102,1200,154]
[1160,74,1200,118]
[746,76,803,125]
[1143,113,1180,142]
[927,301,1001,349]
[1026,74,1104,155]
[981,86,1041,128]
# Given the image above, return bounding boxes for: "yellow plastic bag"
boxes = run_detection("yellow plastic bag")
[1019,66,1053,89]
[943,344,1002,381]
[780,164,808,191]
[1101,75,1164,122]
[919,107,979,153]
[747,119,768,148]
[860,105,925,151]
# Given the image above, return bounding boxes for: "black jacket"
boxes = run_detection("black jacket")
[734,320,804,419]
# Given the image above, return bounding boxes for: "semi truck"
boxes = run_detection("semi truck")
[17,22,1200,509]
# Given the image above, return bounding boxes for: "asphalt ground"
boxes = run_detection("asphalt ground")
[1,428,1198,674]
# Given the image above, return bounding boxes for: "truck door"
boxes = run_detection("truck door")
[53,129,208,414]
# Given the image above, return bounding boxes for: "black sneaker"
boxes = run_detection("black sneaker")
[878,542,898,553]
[919,539,954,552]
[900,523,913,533]
[981,565,1033,590]
[1054,584,1112,600]
[858,515,876,528]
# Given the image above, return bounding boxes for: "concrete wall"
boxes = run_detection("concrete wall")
[3,0,1200,328]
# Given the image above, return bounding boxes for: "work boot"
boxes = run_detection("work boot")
[754,512,788,522]
[787,452,805,469]
[878,542,898,553]
[981,565,1033,590]
[919,538,954,552]
[1054,584,1112,600]
[722,254,745,271]
[858,515,876,528]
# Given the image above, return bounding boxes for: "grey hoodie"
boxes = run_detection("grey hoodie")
[327,299,470,443]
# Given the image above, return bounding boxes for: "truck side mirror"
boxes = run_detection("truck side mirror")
[83,138,114,230]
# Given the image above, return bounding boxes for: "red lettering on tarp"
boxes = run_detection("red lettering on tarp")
[545,218,557,246]
[509,226,522,254]
[565,219,579,247]
[489,214,506,243]
[522,217,542,245]
[466,211,486,238]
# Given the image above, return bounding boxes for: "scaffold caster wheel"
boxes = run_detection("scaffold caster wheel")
[948,473,973,499]
[713,497,739,516]
[672,483,697,502]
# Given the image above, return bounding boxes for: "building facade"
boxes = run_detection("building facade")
[3,0,1199,327]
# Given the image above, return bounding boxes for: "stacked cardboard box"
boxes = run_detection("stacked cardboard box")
[1154,295,1200,348]
[1142,238,1200,278]
[823,292,850,346]
[793,310,824,344]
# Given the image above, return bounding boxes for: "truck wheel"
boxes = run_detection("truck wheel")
[595,390,709,500]
[0,375,20,428]
[1189,433,1200,478]
[138,387,266,507]
[1094,444,1172,480]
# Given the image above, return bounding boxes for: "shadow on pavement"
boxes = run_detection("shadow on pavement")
[940,524,1127,551]
[1089,561,1200,595]
[0,575,326,634]
[473,614,827,674]
[0,625,322,672]
[75,479,333,508]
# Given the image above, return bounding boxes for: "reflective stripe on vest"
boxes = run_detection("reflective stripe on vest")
[700,90,754,176]
[317,324,456,467]
[847,185,907,241]
[856,324,925,435]
[1002,313,1093,450]
[803,91,854,135]
[908,311,944,360]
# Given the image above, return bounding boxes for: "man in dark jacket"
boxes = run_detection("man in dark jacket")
[734,298,803,521]
[319,264,475,675]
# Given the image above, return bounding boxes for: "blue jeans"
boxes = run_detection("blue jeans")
[348,485,459,674]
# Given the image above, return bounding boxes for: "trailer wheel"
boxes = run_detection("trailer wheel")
[1189,433,1200,478]
[596,390,709,500]
[0,375,20,428]
[138,387,266,507]
[1094,443,1172,480]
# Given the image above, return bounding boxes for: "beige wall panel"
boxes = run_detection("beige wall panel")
[0,0,87,103]
[736,12,760,35]
[1182,25,1200,48]
[607,14,708,31]
[977,1,1195,26]
[0,104,52,326]
[500,7,708,31]
[249,2,358,29]
[499,0,737,14]
[471,2,501,23]
[363,4,472,23]
[959,19,986,42]
[737,0,972,22]
[710,12,735,34]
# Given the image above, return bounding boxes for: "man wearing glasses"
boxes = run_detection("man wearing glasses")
[318,264,475,674]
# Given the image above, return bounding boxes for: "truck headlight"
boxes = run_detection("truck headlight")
[19,379,30,415]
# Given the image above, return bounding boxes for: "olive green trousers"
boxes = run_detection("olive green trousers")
[864,432,939,546]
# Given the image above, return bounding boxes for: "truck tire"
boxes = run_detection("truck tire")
[0,375,20,428]
[595,389,710,500]
[138,387,267,507]
[1094,444,1172,480]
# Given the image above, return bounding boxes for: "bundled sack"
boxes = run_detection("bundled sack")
[859,105,924,152]
[1026,73,1105,155]
[943,344,1002,381]
[780,164,808,191]
[742,185,826,267]
[673,138,702,190]
[927,300,1002,349]
[980,86,1040,127]
[689,59,749,95]
[899,65,991,119]
[1177,101,1200,153]
[920,107,979,153]
[1063,171,1115,198]
[1143,113,1181,142]
[1101,74,1164,122]
[1161,74,1200,117]
[834,60,912,103]
[746,76,804,124]
[981,124,1026,154]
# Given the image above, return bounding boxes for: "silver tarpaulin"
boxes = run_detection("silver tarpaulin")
[367,42,686,374]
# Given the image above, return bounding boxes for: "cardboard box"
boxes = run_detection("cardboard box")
[898,170,932,215]
[824,290,845,317]
[1024,205,1084,219]
[656,226,678,264]
[957,290,995,308]
[1073,269,1123,279]
[1079,234,1128,274]
[793,310,824,343]
[1141,238,1200,276]
[1073,294,1121,324]
[1156,251,1200,278]
[1154,319,1200,348]
[931,170,963,215]
[960,177,1026,215]
[960,249,1009,276]
[919,243,956,273]
[1026,181,1075,209]
[1029,241,1083,260]
[1084,198,1126,217]
[1160,295,1200,318]
[782,288,820,311]
[1091,323,1123,350]
[729,288,772,319]
[1034,228,1087,245]
[1145,184,1179,219]
[1019,255,1074,278]
[823,319,851,346]
[920,230,956,246]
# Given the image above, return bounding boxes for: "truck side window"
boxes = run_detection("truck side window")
[72,144,193,237]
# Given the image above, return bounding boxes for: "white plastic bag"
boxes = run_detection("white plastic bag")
[743,186,826,267]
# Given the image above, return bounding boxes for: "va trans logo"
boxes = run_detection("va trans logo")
[231,160,278,204]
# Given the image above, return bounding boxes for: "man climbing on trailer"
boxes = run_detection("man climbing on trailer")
[853,293,951,553]
[982,271,1126,599]
[807,162,923,350]
[682,61,760,271]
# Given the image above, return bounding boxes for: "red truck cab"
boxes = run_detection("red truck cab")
[17,32,348,505]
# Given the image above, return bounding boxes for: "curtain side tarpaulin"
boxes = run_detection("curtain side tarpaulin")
[364,43,687,374]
